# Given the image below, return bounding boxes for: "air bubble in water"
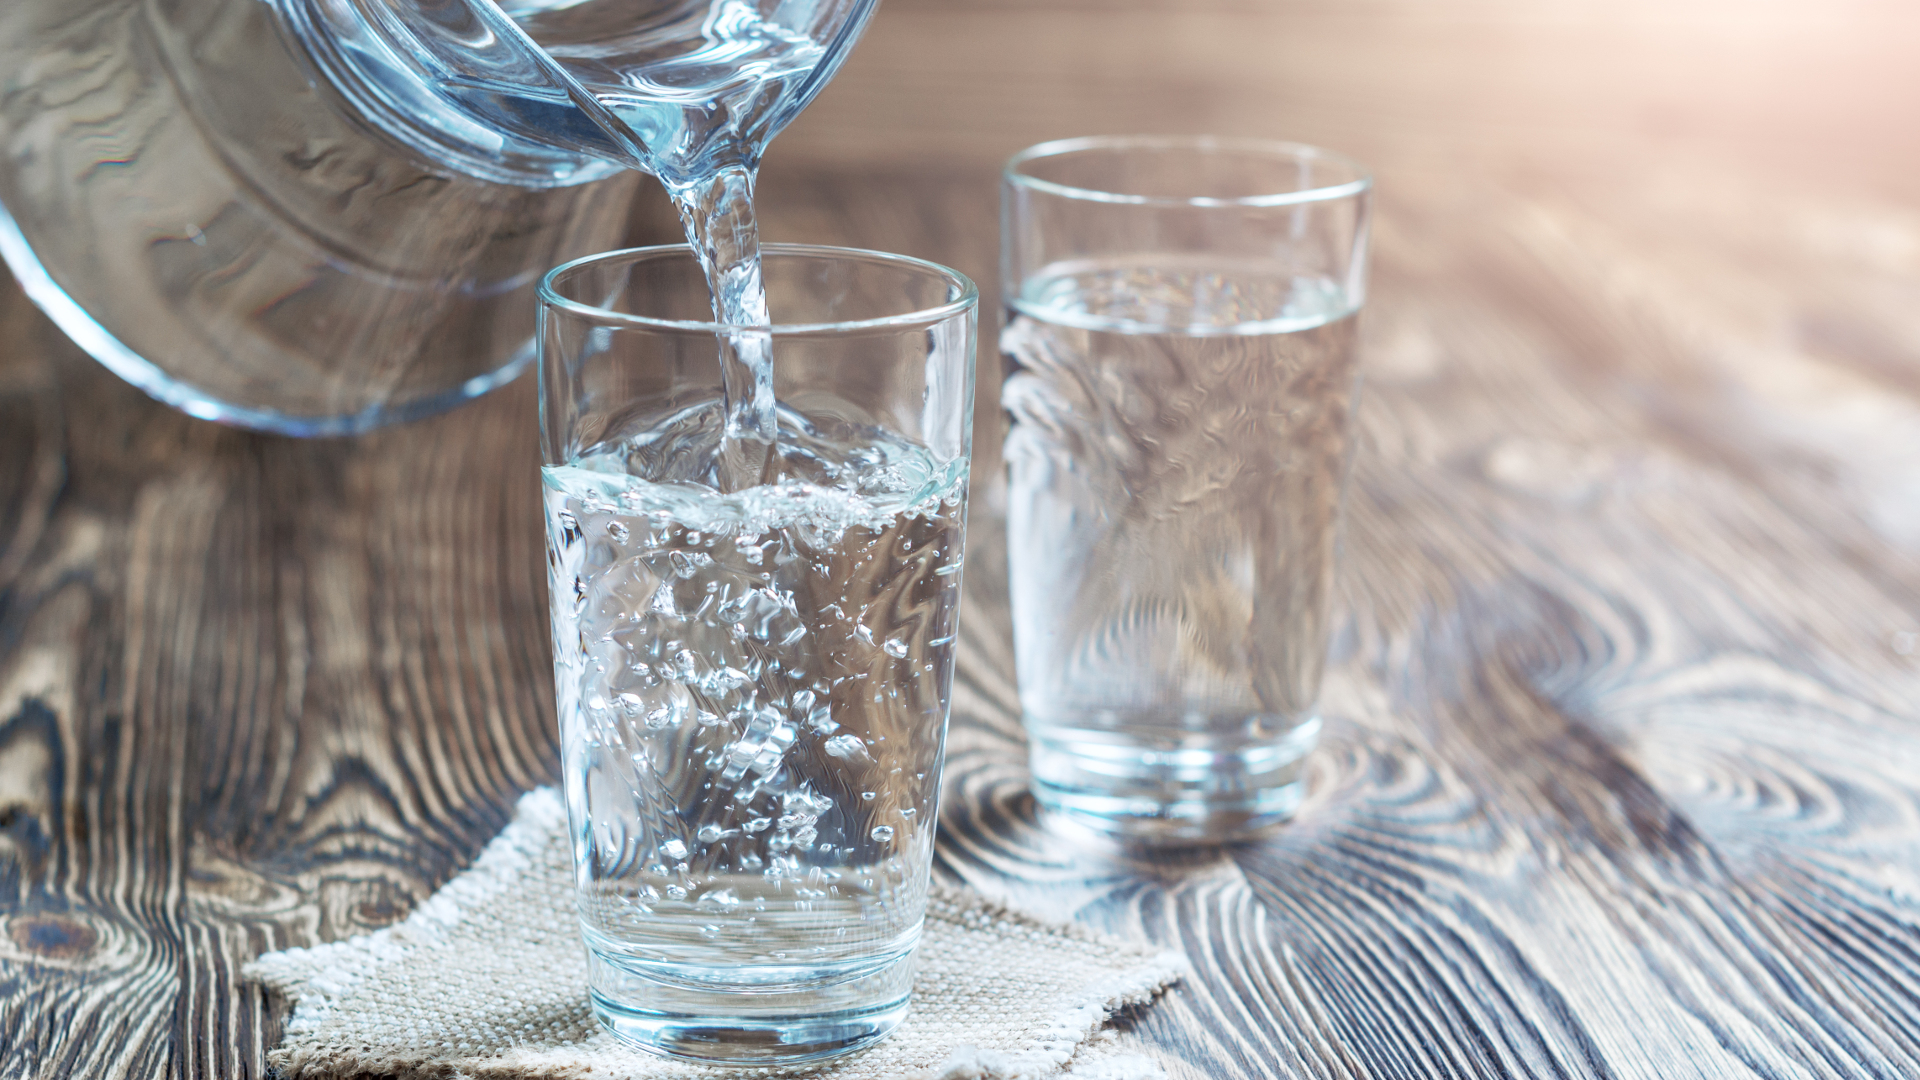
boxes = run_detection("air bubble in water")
[661,839,689,860]
[745,817,772,833]
[823,734,870,761]
[869,826,895,842]
[608,521,630,543]
[883,638,909,658]
[696,824,726,843]
[665,884,688,900]
[860,791,876,801]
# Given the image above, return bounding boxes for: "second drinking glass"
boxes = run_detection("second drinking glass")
[1001,136,1371,845]
[540,245,976,1064]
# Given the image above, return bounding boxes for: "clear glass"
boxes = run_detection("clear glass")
[0,0,875,435]
[298,0,877,186]
[0,0,636,435]
[1000,136,1371,844]
[539,244,976,1064]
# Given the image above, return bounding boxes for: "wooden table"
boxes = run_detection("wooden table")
[7,1,1920,1075]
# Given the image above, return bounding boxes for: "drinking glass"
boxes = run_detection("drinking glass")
[539,244,976,1064]
[1000,136,1371,844]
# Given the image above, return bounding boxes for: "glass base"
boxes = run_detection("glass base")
[585,945,915,1066]
[1026,716,1320,845]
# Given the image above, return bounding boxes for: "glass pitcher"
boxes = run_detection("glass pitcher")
[0,0,875,435]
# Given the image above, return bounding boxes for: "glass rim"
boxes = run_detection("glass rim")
[539,243,979,334]
[1003,135,1372,208]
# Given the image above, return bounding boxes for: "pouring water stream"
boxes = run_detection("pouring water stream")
[448,0,859,489]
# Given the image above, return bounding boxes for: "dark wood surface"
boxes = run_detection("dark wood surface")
[8,1,1920,1076]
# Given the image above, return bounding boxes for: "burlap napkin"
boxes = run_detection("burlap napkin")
[245,789,1184,1080]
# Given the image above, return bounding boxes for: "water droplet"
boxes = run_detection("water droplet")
[700,924,720,939]
[665,884,688,900]
[860,791,876,801]
[696,825,726,844]
[645,705,674,730]
[745,817,772,833]
[617,693,645,717]
[869,826,895,843]
[695,710,723,727]
[608,520,630,543]
[883,638,909,658]
[660,839,689,861]
[823,734,870,761]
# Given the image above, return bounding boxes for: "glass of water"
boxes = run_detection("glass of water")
[539,245,976,1064]
[1001,136,1371,845]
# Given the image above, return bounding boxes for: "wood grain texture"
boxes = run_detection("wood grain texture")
[7,1,1920,1077]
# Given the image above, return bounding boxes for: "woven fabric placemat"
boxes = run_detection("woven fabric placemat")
[245,788,1185,1080]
